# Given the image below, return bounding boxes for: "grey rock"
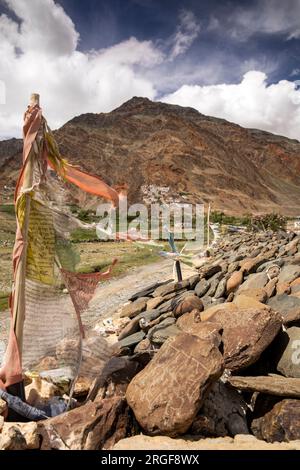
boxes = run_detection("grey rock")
[238,272,269,291]
[277,327,300,378]
[195,279,210,297]
[257,259,284,273]
[117,331,146,349]
[267,294,300,323]
[148,318,180,345]
[214,278,227,299]
[278,265,300,285]
[190,381,249,437]
[120,297,149,318]
[129,280,171,301]
[153,280,190,297]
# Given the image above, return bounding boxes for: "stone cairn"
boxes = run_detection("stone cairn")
[1,229,300,449]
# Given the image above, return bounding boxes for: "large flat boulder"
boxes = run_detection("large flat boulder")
[208,306,282,371]
[229,375,300,398]
[126,332,224,436]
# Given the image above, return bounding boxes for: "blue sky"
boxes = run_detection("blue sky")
[1,0,300,139]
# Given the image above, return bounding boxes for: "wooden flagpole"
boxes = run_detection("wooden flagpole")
[12,94,40,362]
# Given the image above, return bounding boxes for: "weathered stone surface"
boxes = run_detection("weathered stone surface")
[276,282,291,295]
[134,338,152,353]
[201,264,222,279]
[251,399,300,443]
[264,277,279,298]
[147,296,165,310]
[238,272,269,291]
[120,297,149,318]
[148,318,180,345]
[117,331,145,349]
[200,302,237,322]
[226,271,243,294]
[73,376,93,398]
[153,280,189,298]
[229,375,300,398]
[0,398,7,415]
[126,332,224,436]
[236,288,268,303]
[39,396,131,450]
[257,259,284,272]
[129,281,170,301]
[206,272,224,297]
[177,314,222,346]
[118,309,163,341]
[240,256,267,274]
[233,295,266,309]
[195,278,210,297]
[268,294,300,323]
[0,426,27,450]
[190,381,248,437]
[277,327,300,377]
[188,274,200,289]
[173,295,203,318]
[208,306,282,371]
[214,278,227,299]
[113,434,300,450]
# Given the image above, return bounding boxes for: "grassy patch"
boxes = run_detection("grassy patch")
[0,204,15,216]
[0,292,9,312]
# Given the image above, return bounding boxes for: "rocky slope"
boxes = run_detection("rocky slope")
[1,97,300,215]
[2,229,300,449]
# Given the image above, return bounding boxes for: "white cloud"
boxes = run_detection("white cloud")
[0,0,163,138]
[228,0,300,40]
[1,0,300,145]
[162,71,300,141]
[169,9,200,60]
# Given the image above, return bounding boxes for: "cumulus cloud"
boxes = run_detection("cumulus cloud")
[1,0,300,144]
[162,71,300,141]
[169,9,200,60]
[0,0,164,138]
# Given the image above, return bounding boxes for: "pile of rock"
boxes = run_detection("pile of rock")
[113,230,300,445]
[1,229,300,450]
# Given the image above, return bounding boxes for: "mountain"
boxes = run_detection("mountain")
[1,97,300,215]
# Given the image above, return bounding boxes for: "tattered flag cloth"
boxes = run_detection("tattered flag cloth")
[0,104,120,392]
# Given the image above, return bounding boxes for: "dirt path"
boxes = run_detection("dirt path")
[86,259,198,327]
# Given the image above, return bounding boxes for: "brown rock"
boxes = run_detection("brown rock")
[200,302,237,321]
[236,288,268,303]
[0,426,27,450]
[276,282,291,295]
[39,396,131,450]
[229,375,300,398]
[177,313,222,346]
[173,295,203,318]
[233,295,266,309]
[0,398,7,416]
[120,297,149,318]
[134,338,152,353]
[209,306,282,371]
[240,256,267,274]
[264,277,278,298]
[147,296,165,310]
[251,399,300,442]
[226,271,243,294]
[126,332,224,436]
